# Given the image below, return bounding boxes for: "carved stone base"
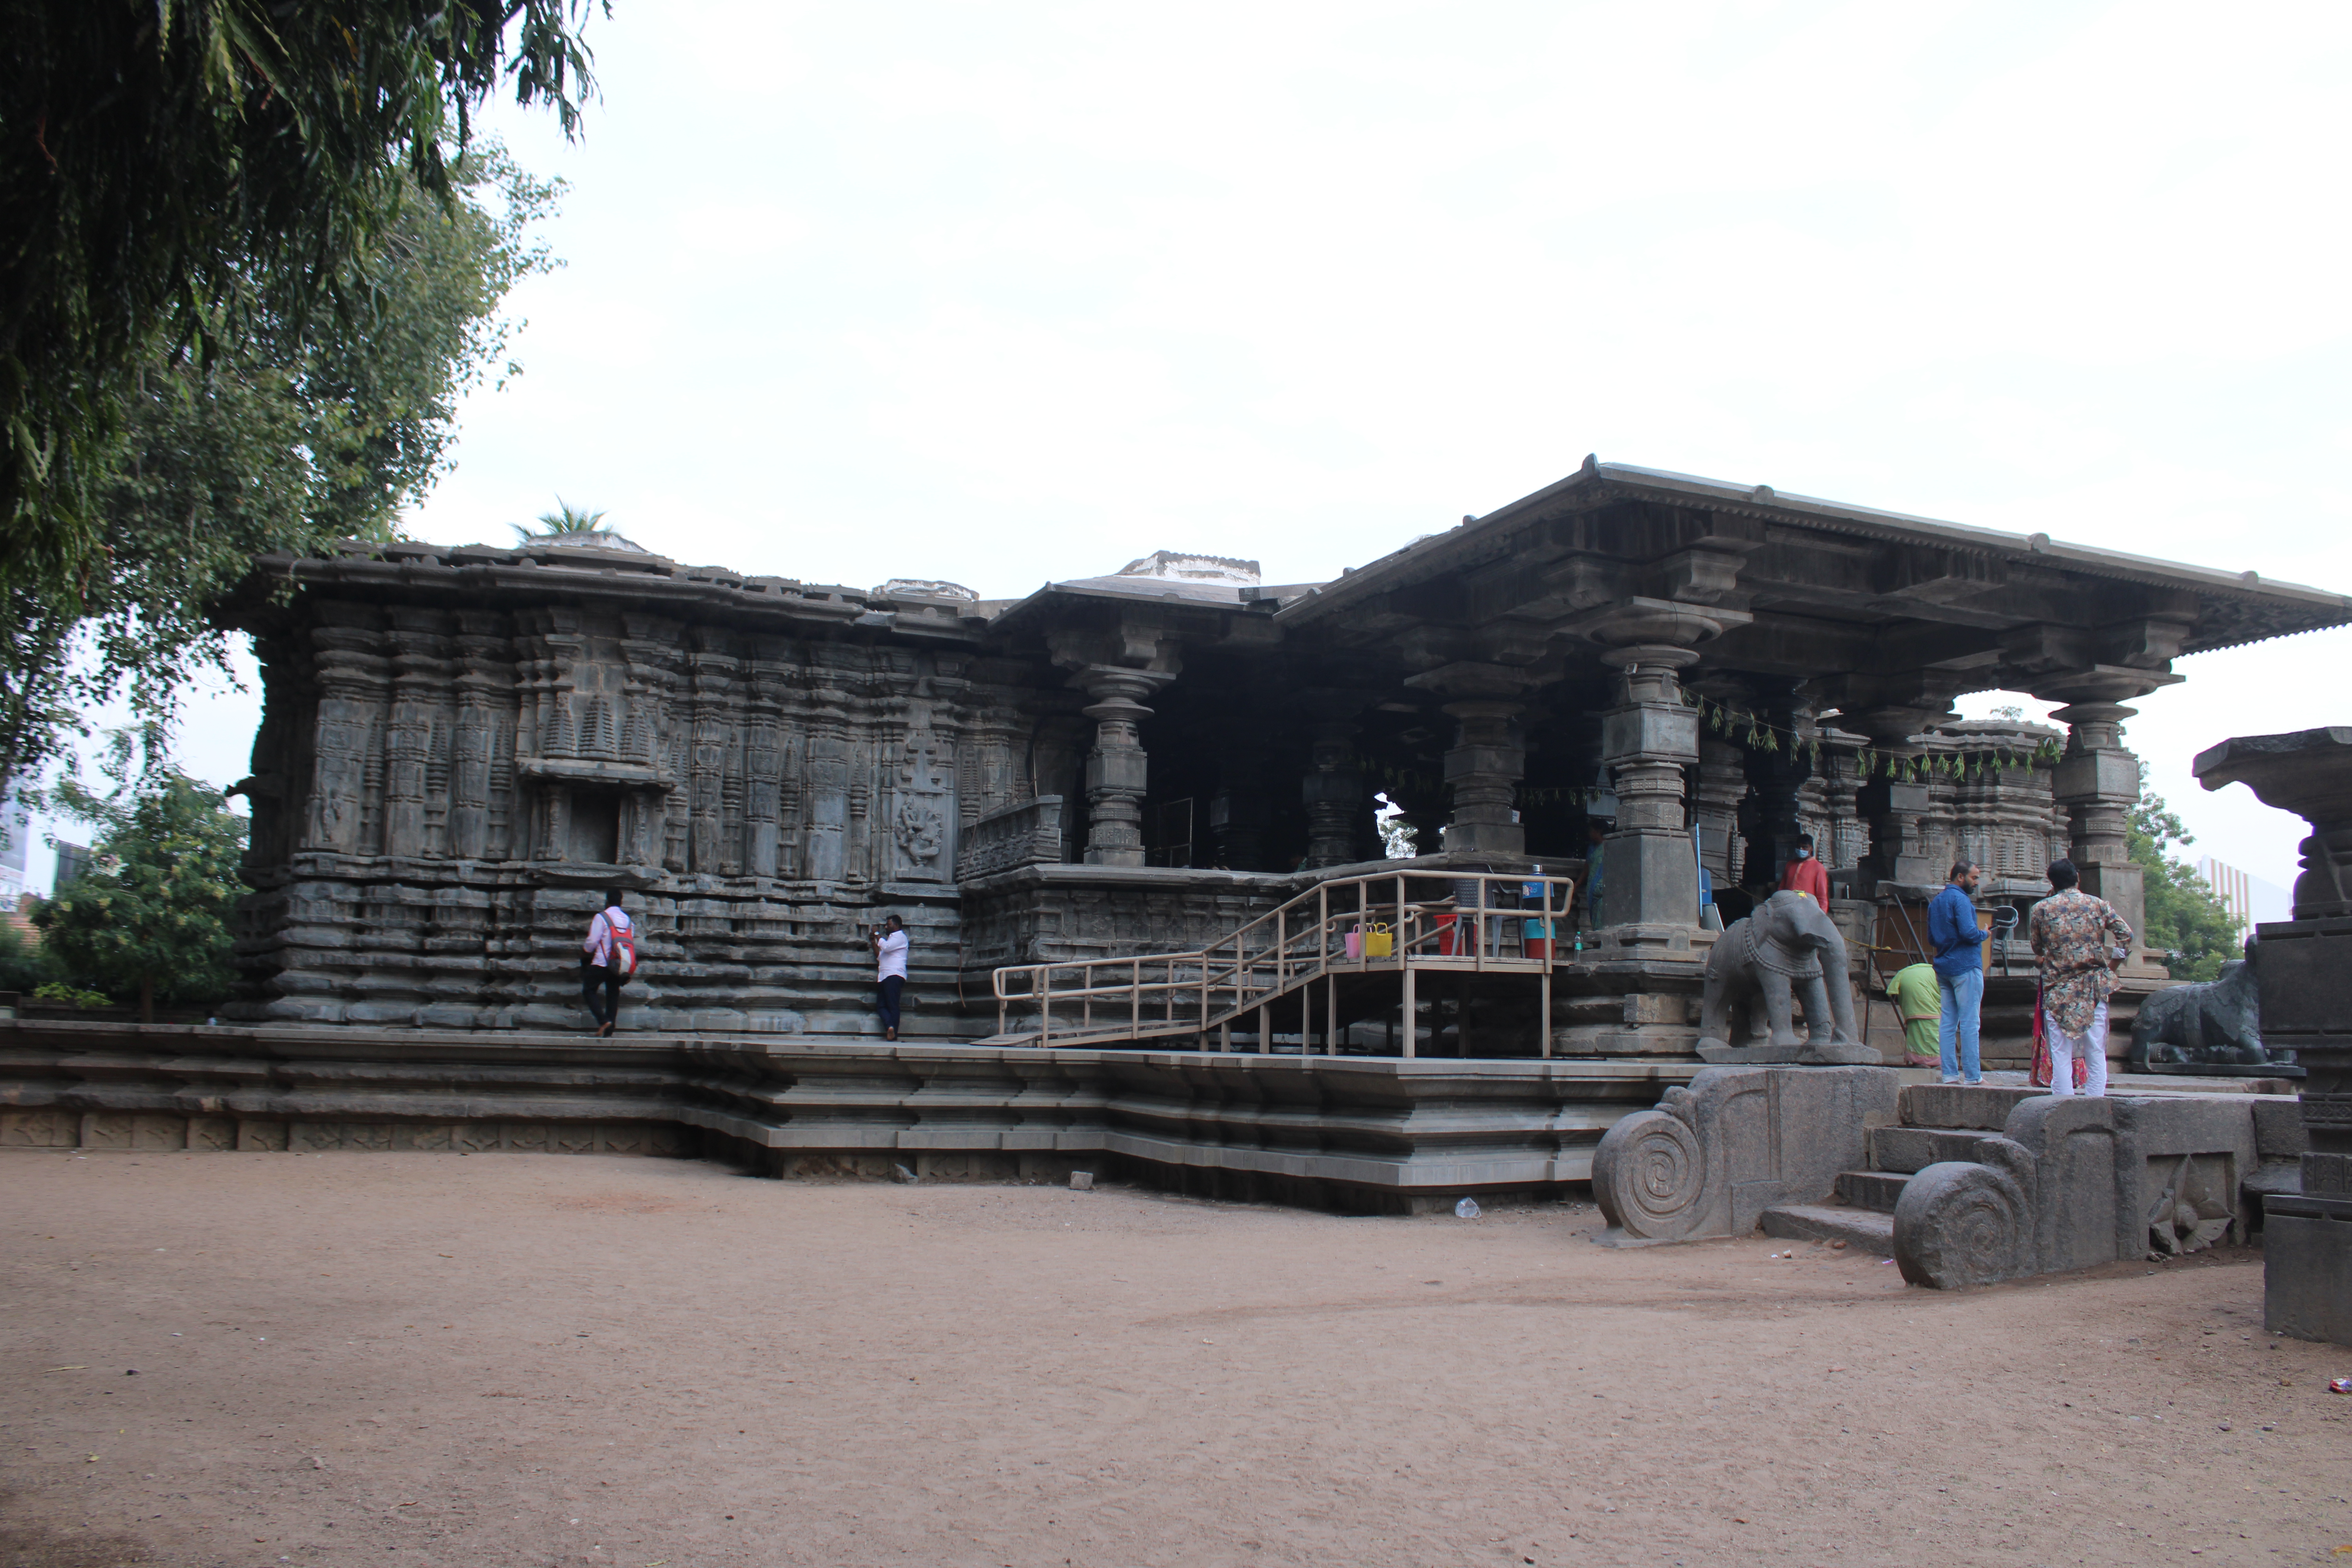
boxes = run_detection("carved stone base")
[1590,1065,1899,1246]
[1891,1092,2263,1289]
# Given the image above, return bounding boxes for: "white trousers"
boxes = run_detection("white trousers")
[2049,1000,2110,1098]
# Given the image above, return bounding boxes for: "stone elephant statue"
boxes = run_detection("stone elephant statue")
[1696,890,1875,1065]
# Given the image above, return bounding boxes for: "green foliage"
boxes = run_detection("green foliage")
[0,917,58,993]
[2129,773,2245,983]
[30,980,108,1009]
[517,498,611,541]
[3,0,603,589]
[29,732,250,1018]
[0,150,561,804]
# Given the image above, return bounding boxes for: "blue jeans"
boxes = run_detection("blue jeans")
[1937,968,1983,1082]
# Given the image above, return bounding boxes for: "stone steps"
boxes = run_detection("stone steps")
[1896,1082,2036,1130]
[1867,1124,1987,1173]
[1835,1169,1912,1213]
[1758,1202,1896,1254]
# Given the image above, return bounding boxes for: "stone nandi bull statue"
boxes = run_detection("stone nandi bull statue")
[1697,890,1876,1065]
[2129,936,2293,1073]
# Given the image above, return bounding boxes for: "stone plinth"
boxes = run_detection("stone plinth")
[0,1017,1700,1214]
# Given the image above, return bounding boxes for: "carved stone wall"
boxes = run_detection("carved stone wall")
[956,796,1068,881]
[956,866,1301,976]
[227,548,1074,1036]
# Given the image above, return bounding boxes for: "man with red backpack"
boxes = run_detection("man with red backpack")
[582,889,638,1037]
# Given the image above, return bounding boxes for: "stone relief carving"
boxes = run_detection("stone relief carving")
[895,795,947,871]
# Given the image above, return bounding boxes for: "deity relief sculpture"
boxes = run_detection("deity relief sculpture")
[895,795,947,873]
[1696,889,1873,1064]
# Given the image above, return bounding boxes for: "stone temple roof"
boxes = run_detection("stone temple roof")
[241,464,2351,684]
[1277,457,2352,659]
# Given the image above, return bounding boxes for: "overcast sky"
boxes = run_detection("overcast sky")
[38,0,2352,904]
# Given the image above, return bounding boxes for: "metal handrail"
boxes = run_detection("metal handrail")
[992,869,1574,1056]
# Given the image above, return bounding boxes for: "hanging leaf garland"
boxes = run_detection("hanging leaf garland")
[1679,691,2063,780]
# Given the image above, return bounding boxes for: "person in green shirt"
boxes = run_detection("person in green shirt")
[1884,962,1943,1068]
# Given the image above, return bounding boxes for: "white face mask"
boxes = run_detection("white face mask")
[1795,848,1810,859]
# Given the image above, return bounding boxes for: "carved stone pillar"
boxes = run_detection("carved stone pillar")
[1437,698,1527,856]
[301,614,390,857]
[2034,665,2181,965]
[449,613,513,863]
[1686,681,1746,893]
[1049,619,1182,869]
[1399,662,1532,856]
[1567,598,1748,928]
[1690,730,1746,893]
[687,645,733,875]
[1302,718,1367,868]
[743,671,786,879]
[1598,648,1702,926]
[1073,666,1173,867]
[2193,728,2352,1342]
[2050,702,2147,957]
[383,610,454,862]
[1850,704,1946,894]
[1821,731,1866,873]
[1735,686,1815,894]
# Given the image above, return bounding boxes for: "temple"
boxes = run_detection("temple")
[218,459,2352,1065]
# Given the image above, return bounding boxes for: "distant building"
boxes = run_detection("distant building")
[50,842,92,892]
[2197,857,2292,940]
[2200,857,2254,939]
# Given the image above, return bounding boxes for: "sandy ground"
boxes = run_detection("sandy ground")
[2,1151,2349,1568]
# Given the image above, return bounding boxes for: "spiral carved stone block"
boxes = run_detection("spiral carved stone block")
[1593,1109,1708,1241]
[1894,1160,2032,1289]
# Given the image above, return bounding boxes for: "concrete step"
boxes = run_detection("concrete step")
[1868,1124,1987,1174]
[1834,1169,1912,1214]
[1759,1203,1896,1255]
[1897,1082,2037,1131]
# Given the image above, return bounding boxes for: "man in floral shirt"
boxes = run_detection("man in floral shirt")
[2027,858,2135,1097]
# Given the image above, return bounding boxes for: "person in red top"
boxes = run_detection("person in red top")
[1777,833,1831,904]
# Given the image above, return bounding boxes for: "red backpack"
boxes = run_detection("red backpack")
[606,910,637,976]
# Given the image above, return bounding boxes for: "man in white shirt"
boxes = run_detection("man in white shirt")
[581,889,635,1037]
[869,914,909,1041]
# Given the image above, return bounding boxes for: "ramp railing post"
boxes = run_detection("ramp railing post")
[1401,961,1416,1059]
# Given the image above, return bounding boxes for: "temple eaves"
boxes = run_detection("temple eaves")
[1276,459,2352,658]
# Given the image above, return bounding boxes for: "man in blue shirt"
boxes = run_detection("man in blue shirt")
[1926,860,1985,1084]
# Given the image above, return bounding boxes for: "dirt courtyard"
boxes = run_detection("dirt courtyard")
[2,1150,2347,1568]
